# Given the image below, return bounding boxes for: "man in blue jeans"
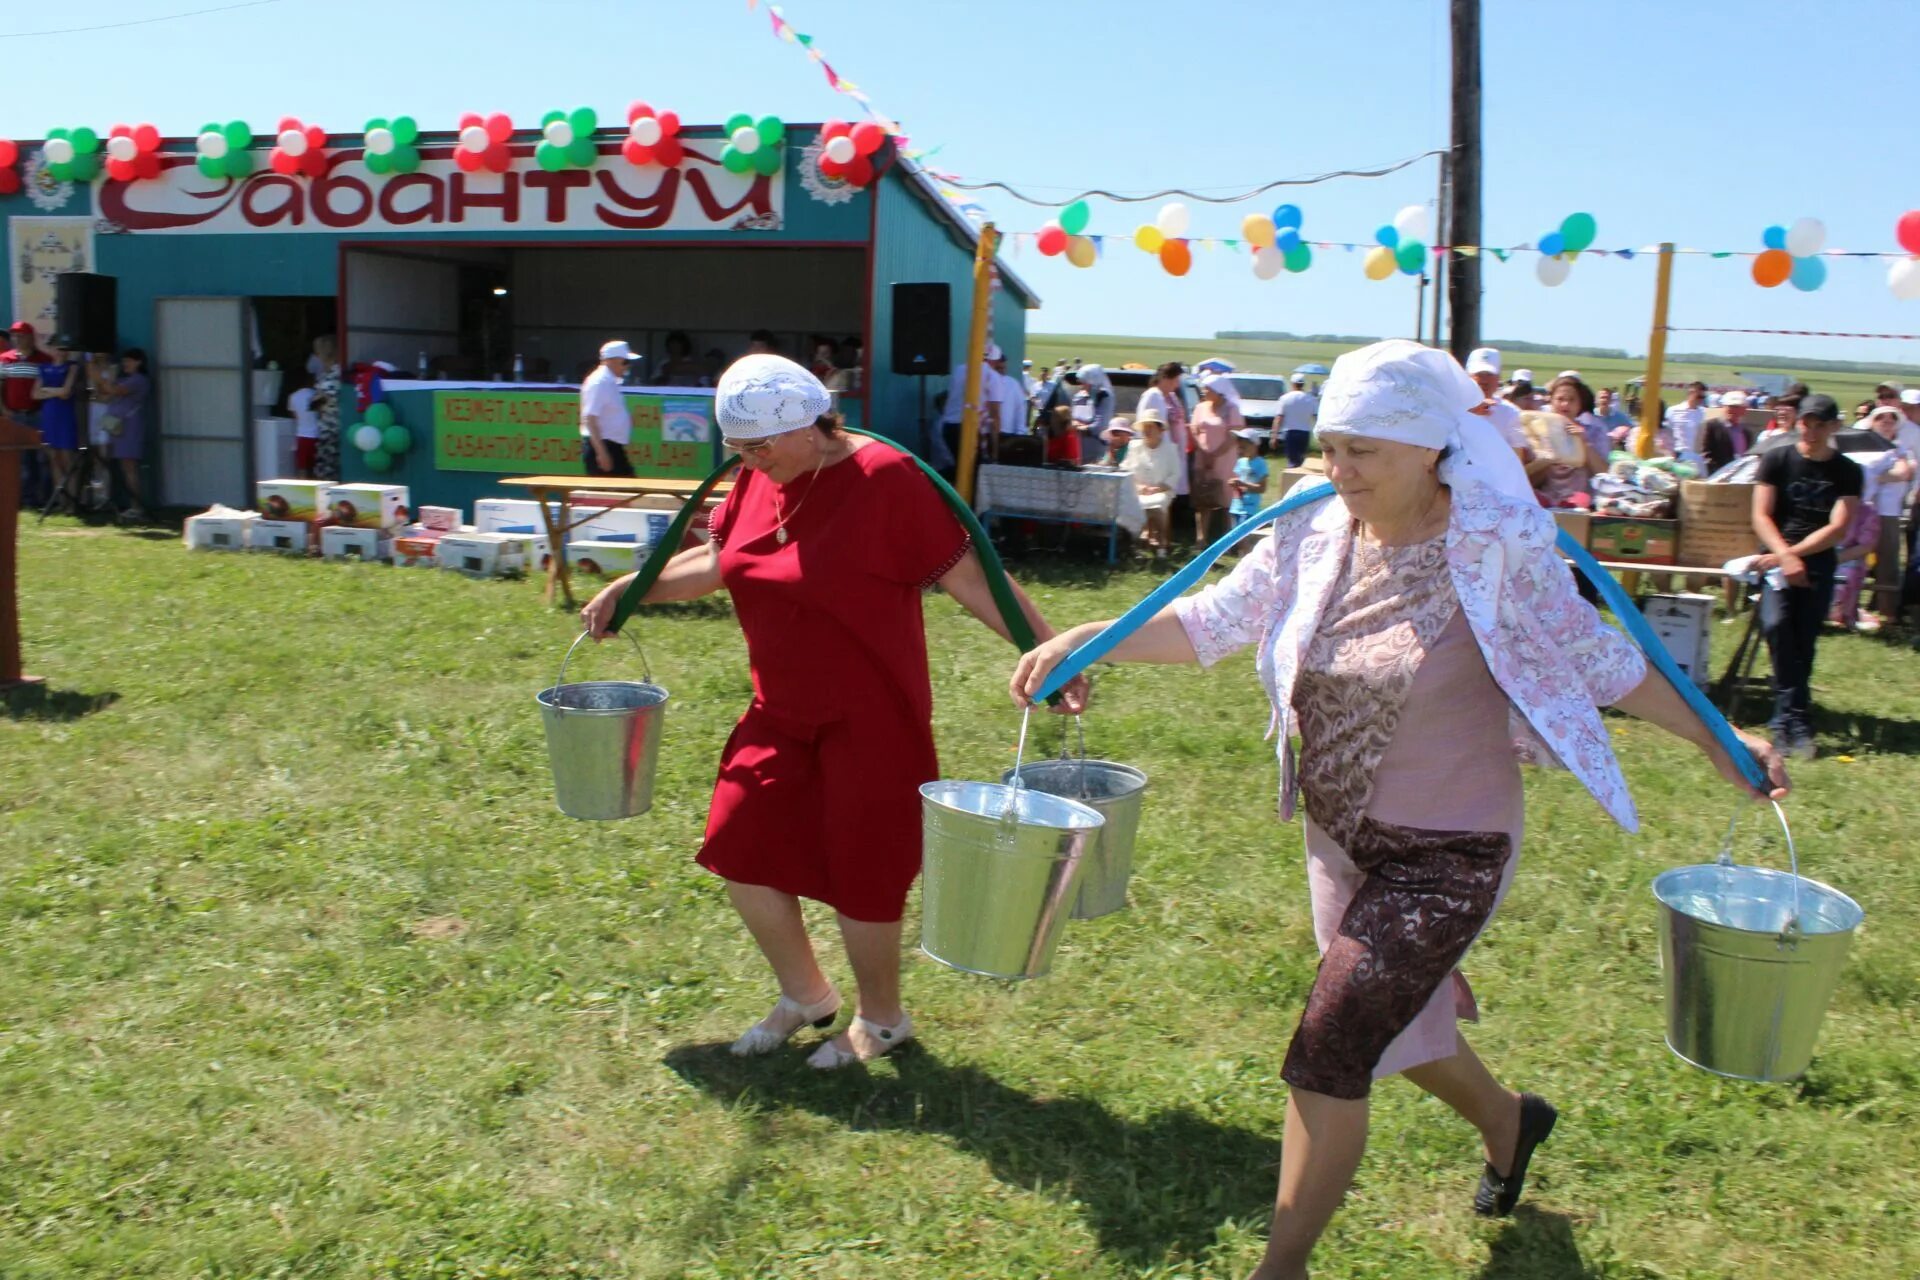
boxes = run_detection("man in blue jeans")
[1752,394,1861,759]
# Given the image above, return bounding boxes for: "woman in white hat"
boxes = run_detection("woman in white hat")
[1011,340,1788,1277]
[582,355,1086,1070]
[1191,373,1246,544]
[1116,411,1180,559]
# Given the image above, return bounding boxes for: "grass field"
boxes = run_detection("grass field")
[1028,334,1901,415]
[5,516,1920,1279]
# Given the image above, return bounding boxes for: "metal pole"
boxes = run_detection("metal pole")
[955,223,999,505]
[1634,243,1676,459]
[1445,0,1481,360]
[1415,274,1428,342]
[1431,153,1450,349]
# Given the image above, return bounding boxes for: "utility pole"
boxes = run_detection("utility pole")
[1446,0,1481,361]
[1431,153,1450,348]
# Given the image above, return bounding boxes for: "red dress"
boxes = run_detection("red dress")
[698,440,972,922]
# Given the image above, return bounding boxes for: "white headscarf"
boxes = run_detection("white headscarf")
[1075,364,1112,395]
[1316,339,1534,502]
[715,354,832,439]
[1200,372,1242,409]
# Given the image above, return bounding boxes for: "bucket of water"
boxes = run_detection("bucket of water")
[1003,717,1147,919]
[536,631,669,820]
[1652,802,1863,1082]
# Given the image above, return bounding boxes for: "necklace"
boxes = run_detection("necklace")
[771,453,827,545]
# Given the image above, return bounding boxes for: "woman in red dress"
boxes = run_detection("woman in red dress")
[582,355,1087,1069]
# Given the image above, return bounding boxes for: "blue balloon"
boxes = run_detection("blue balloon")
[1375,224,1398,249]
[1789,254,1827,292]
[1276,228,1301,253]
[1538,231,1565,258]
[1273,203,1303,230]
[1763,225,1787,251]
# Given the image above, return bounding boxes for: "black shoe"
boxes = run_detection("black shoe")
[1474,1093,1557,1217]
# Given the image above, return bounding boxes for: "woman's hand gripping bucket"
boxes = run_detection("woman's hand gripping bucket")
[536,629,670,820]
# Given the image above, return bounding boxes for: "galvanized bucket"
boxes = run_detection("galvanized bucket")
[1003,718,1148,919]
[1652,802,1863,1082]
[921,711,1105,979]
[536,631,669,821]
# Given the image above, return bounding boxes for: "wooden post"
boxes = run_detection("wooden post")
[1445,0,1481,361]
[954,223,999,506]
[1634,242,1676,460]
[1,412,46,690]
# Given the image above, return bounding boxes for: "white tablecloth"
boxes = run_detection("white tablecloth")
[974,464,1146,536]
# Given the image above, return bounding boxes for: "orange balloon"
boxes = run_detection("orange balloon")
[1752,249,1792,288]
[1159,238,1192,277]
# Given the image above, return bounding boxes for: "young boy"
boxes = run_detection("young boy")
[1227,427,1269,529]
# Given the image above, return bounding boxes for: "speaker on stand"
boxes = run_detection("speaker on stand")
[890,283,951,460]
[55,273,117,355]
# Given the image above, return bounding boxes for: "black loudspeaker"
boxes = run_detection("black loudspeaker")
[890,282,951,375]
[55,273,118,353]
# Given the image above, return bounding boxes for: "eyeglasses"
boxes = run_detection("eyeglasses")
[723,437,779,457]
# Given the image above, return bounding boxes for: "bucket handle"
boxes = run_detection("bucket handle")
[1055,714,1093,799]
[555,627,653,692]
[1716,799,1802,942]
[995,705,1036,835]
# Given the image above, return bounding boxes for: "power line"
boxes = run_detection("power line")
[938,149,1450,208]
[0,0,290,39]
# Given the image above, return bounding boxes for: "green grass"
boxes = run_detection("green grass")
[1029,334,1899,414]
[5,517,1919,1279]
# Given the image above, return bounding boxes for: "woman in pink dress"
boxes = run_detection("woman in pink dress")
[1014,341,1789,1279]
[1189,373,1244,545]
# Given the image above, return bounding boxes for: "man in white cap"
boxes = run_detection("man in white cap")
[939,342,1022,470]
[1661,381,1710,465]
[581,340,639,476]
[985,342,1034,461]
[1464,346,1531,466]
[1273,371,1320,467]
[1700,390,1752,474]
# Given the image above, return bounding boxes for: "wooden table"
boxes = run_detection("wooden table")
[499,474,735,608]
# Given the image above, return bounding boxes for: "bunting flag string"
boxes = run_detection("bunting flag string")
[1666,327,1920,340]
[756,2,907,146]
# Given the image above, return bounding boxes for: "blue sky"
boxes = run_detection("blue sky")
[3,0,1915,364]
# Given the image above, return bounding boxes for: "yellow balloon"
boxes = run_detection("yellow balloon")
[1364,245,1397,281]
[1066,235,1097,268]
[1134,224,1165,253]
[1241,214,1276,249]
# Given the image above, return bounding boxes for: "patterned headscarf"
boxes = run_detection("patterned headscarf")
[715,354,832,439]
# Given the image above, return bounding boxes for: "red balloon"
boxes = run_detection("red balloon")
[1036,225,1068,256]
[1899,210,1920,258]
[301,150,327,178]
[271,149,300,175]
[458,112,483,130]
[819,155,847,179]
[627,101,652,123]
[652,137,684,168]
[455,147,483,173]
[133,123,159,151]
[846,155,874,187]
[0,169,19,195]
[821,119,851,140]
[110,123,131,139]
[656,111,679,136]
[0,139,17,166]
[278,115,302,133]
[305,125,327,151]
[107,157,135,182]
[850,121,884,156]
[484,142,512,172]
[621,138,649,166]
[135,152,161,180]
[485,113,513,143]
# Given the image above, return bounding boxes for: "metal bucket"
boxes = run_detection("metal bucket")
[920,773,1104,980]
[536,632,669,820]
[1652,803,1863,1081]
[1002,719,1148,919]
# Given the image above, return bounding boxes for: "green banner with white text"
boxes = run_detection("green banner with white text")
[431,389,718,476]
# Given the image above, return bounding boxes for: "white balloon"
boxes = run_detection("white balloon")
[1155,202,1190,237]
[44,137,75,165]
[1785,216,1826,259]
[629,116,662,147]
[543,120,572,148]
[196,130,228,160]
[730,126,761,155]
[365,127,395,156]
[106,135,137,162]
[823,135,856,165]
[1251,247,1285,280]
[1536,254,1572,287]
[459,124,490,153]
[1890,257,1920,302]
[1393,203,1429,243]
[278,129,308,157]
[352,424,384,453]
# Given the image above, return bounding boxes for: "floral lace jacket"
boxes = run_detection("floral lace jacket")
[1172,479,1649,831]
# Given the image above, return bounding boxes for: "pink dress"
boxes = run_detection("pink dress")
[1188,402,1242,512]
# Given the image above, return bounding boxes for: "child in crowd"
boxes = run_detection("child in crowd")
[289,372,330,479]
[1043,404,1081,466]
[1227,427,1268,536]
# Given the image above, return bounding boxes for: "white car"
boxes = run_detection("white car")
[1219,373,1292,432]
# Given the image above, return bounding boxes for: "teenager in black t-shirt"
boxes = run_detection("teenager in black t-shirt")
[1752,394,1862,758]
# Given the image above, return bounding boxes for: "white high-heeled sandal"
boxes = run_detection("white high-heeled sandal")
[806,1012,915,1070]
[730,986,842,1057]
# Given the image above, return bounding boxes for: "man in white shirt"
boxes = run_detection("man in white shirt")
[939,343,1012,470]
[1272,372,1319,467]
[581,339,638,477]
[1661,381,1709,463]
[1464,346,1531,464]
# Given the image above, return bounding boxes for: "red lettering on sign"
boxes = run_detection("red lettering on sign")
[524,169,591,223]
[310,170,375,228]
[96,153,241,230]
[240,176,305,227]
[448,173,520,223]
[377,173,446,226]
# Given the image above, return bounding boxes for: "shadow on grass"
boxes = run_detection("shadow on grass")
[3,686,121,721]
[665,1041,1280,1268]
[1477,1207,1605,1279]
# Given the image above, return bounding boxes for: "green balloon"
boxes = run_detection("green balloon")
[223,120,251,150]
[47,128,69,143]
[1059,199,1091,236]
[363,449,394,473]
[1396,239,1427,273]
[722,146,752,174]
[724,112,754,136]
[224,150,254,179]
[197,154,224,180]
[72,154,100,181]
[751,146,781,177]
[566,137,597,168]
[1284,242,1313,272]
[569,107,597,137]
[381,425,412,454]
[1560,211,1597,254]
[535,142,566,173]
[541,109,566,128]
[366,150,392,175]
[756,115,785,146]
[198,121,221,139]
[363,402,395,428]
[391,147,421,175]
[364,116,389,133]
[71,127,98,153]
[392,116,418,145]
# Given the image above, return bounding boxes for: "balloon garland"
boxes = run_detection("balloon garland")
[816,118,884,187]
[537,108,600,172]
[194,121,254,181]
[623,102,684,168]
[103,124,163,183]
[1533,212,1596,286]
[0,139,18,195]
[721,114,785,178]
[1890,211,1920,300]
[42,128,102,183]
[1364,205,1429,280]
[1753,218,1827,292]
[352,402,410,473]
[362,117,422,176]
[270,118,329,178]
[455,113,515,174]
[1245,203,1310,278]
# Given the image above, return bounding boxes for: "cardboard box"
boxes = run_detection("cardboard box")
[1553,510,1592,550]
[473,498,553,534]
[436,531,531,577]
[585,507,674,548]
[567,539,642,578]
[256,479,326,523]
[248,518,316,554]
[321,525,392,562]
[184,511,257,551]
[1587,516,1678,565]
[321,483,410,531]
[392,534,442,568]
[1644,593,1715,687]
[417,505,463,532]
